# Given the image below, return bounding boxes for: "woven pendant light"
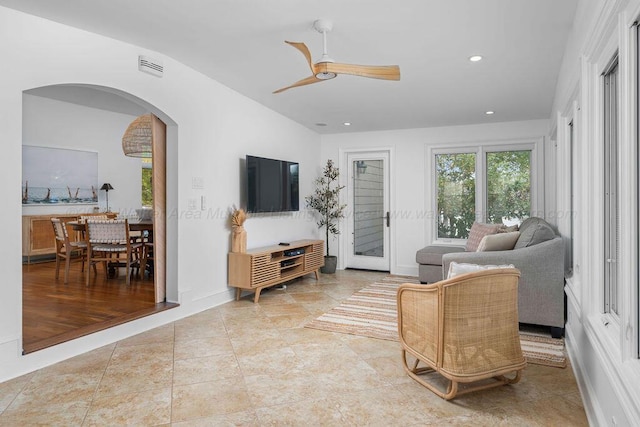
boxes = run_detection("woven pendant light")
[122,113,153,158]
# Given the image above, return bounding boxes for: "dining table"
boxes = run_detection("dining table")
[67,218,154,279]
[68,219,154,237]
[68,218,155,253]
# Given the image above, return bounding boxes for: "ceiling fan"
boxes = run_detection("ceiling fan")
[273,19,401,94]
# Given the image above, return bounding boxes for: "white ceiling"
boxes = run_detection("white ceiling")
[1,0,578,134]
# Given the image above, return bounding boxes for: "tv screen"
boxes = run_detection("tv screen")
[246,155,299,213]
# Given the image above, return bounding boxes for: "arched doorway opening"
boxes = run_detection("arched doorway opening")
[21,84,178,353]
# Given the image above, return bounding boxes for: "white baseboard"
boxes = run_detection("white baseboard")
[565,323,607,427]
[392,264,419,277]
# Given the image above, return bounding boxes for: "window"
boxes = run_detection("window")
[486,150,531,225]
[603,55,619,316]
[436,153,476,239]
[434,146,534,240]
[141,158,153,207]
[568,120,575,276]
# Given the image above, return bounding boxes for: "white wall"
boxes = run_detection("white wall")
[22,94,141,217]
[0,6,321,381]
[551,0,640,425]
[7,10,636,427]
[320,120,550,276]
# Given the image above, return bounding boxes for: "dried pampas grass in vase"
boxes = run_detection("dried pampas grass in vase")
[231,208,247,253]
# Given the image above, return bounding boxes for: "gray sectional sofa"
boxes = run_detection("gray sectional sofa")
[415,217,565,337]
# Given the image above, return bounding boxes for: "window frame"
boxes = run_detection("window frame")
[603,55,620,317]
[427,138,543,245]
[484,148,534,226]
[432,147,477,244]
[569,119,576,277]
[557,96,583,321]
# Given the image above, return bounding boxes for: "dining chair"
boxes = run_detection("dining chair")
[51,218,88,284]
[141,242,154,279]
[397,268,526,400]
[77,214,109,241]
[85,219,142,286]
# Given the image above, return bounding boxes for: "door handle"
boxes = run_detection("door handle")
[385,211,390,227]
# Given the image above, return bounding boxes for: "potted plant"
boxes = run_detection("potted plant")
[306,159,346,274]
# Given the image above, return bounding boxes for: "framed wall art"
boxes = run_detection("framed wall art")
[22,145,99,205]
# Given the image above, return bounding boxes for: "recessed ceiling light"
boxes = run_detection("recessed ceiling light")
[315,122,327,127]
[485,111,495,115]
[343,122,351,126]
[469,55,483,62]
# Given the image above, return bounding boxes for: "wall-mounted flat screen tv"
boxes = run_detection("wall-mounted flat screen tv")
[246,155,299,213]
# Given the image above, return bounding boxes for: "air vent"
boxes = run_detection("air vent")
[138,55,163,77]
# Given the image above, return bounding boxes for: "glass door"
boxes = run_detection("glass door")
[345,151,390,271]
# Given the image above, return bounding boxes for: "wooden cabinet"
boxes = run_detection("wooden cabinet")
[22,213,113,263]
[228,239,324,303]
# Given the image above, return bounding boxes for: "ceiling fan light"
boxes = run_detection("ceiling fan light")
[315,72,337,80]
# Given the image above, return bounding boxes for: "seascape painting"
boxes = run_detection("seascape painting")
[22,146,99,205]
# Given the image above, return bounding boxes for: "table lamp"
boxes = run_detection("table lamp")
[100,183,114,212]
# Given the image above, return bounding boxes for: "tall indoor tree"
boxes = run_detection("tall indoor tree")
[306,159,346,273]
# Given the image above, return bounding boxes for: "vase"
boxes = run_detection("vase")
[231,226,247,253]
[320,255,337,274]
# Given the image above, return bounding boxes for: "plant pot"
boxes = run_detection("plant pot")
[321,255,337,274]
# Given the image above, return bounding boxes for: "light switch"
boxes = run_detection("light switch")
[201,196,206,210]
[188,198,197,210]
[192,177,204,189]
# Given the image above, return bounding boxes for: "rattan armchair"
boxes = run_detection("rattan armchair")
[397,268,526,400]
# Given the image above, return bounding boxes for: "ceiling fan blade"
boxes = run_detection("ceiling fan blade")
[285,41,314,73]
[273,75,322,94]
[322,63,401,80]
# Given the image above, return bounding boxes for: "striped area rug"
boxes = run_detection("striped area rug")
[306,276,567,368]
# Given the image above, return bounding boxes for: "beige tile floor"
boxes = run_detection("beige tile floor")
[0,269,588,426]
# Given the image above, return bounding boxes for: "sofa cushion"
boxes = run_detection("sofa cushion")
[447,262,516,279]
[416,245,465,265]
[465,222,503,251]
[477,231,520,252]
[514,220,556,249]
[517,217,547,235]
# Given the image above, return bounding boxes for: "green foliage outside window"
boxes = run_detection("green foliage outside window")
[436,153,476,239]
[142,167,153,207]
[486,151,531,224]
[436,150,531,239]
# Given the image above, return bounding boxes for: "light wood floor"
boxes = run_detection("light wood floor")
[22,258,177,354]
[2,269,588,425]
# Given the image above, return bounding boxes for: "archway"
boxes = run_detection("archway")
[21,84,178,353]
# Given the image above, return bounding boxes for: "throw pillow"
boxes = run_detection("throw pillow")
[517,217,540,234]
[447,262,516,279]
[498,224,519,233]
[477,231,521,252]
[513,221,556,249]
[465,222,503,252]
